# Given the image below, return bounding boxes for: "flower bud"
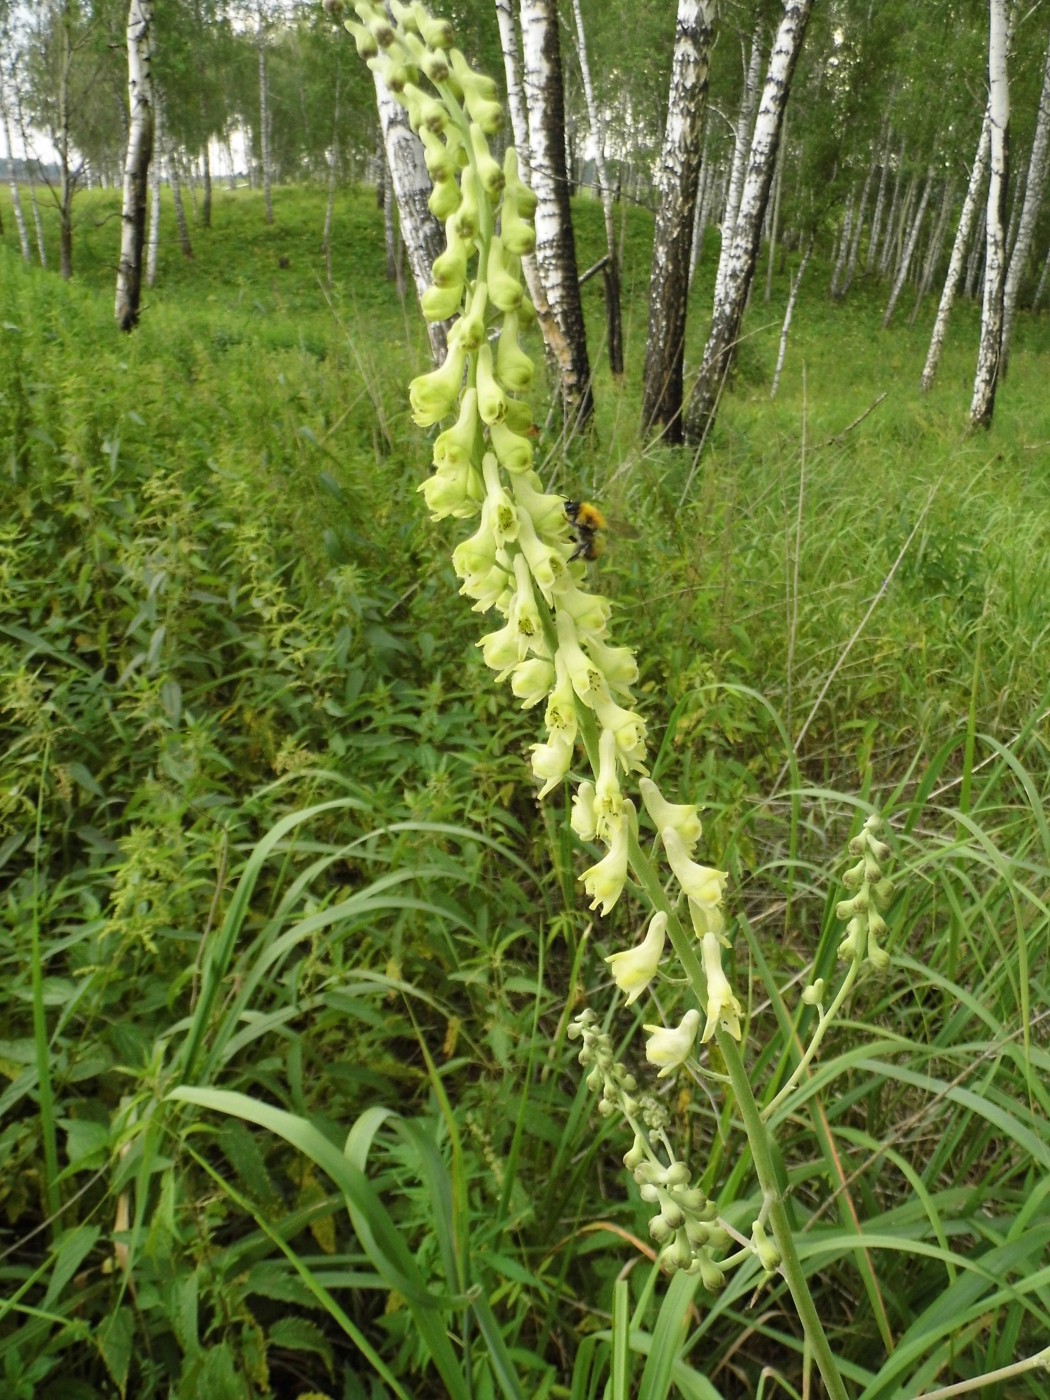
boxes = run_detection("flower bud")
[432,385,479,470]
[503,146,538,217]
[343,19,378,58]
[489,418,533,474]
[408,343,466,426]
[454,166,483,240]
[475,342,508,425]
[421,281,463,321]
[486,236,524,313]
[468,122,506,199]
[495,310,533,392]
[411,3,454,49]
[428,176,461,220]
[499,191,536,256]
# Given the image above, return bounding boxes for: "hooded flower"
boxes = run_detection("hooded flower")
[700,931,743,1043]
[643,1008,701,1078]
[606,911,667,1007]
[581,805,631,915]
[639,777,702,851]
[662,827,727,909]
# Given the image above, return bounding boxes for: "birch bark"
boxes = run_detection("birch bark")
[257,6,273,226]
[570,0,622,375]
[882,165,933,327]
[0,64,30,261]
[770,237,811,399]
[865,128,891,273]
[714,26,764,308]
[909,176,955,326]
[1000,21,1050,375]
[146,92,161,287]
[369,70,446,361]
[115,0,155,332]
[970,0,1009,429]
[641,0,717,441]
[684,0,814,446]
[521,0,593,427]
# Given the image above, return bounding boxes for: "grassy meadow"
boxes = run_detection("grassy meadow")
[2,180,1049,1399]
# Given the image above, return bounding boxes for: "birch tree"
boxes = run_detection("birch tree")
[882,164,933,327]
[0,51,30,262]
[115,0,154,332]
[641,0,717,442]
[714,25,764,310]
[257,2,274,224]
[520,0,592,428]
[684,0,814,447]
[970,0,1009,430]
[367,64,446,361]
[1000,20,1050,376]
[569,0,622,376]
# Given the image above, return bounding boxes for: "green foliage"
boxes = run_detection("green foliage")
[1,176,1050,1397]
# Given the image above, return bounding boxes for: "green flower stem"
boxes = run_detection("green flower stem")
[762,958,860,1122]
[717,1029,851,1400]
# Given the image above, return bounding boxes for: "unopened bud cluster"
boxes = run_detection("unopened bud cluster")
[836,814,894,969]
[570,1012,730,1281]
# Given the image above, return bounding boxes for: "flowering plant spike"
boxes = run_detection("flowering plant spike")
[335,4,893,1333]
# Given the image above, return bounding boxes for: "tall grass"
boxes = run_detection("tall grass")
[1,180,1049,1398]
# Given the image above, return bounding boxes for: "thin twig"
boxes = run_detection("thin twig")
[820,391,887,447]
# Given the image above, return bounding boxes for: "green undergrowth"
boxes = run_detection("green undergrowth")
[1,184,1049,1398]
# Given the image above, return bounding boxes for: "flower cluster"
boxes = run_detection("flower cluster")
[344,0,660,913]
[340,0,744,1277]
[836,814,894,970]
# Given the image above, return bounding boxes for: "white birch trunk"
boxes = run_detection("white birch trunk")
[257,9,273,226]
[369,70,446,361]
[1033,239,1050,308]
[146,73,162,287]
[770,237,811,399]
[829,185,855,297]
[882,167,932,325]
[322,74,340,290]
[1000,22,1050,374]
[0,69,30,262]
[971,0,1010,429]
[764,112,786,301]
[685,0,814,445]
[877,142,907,276]
[865,128,891,273]
[521,0,592,425]
[115,0,155,332]
[495,0,530,170]
[571,0,623,374]
[641,0,717,440]
[836,153,876,299]
[495,0,571,375]
[885,166,919,281]
[909,176,954,326]
[714,26,764,308]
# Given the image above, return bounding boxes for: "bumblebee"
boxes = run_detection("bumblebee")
[564,499,607,561]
